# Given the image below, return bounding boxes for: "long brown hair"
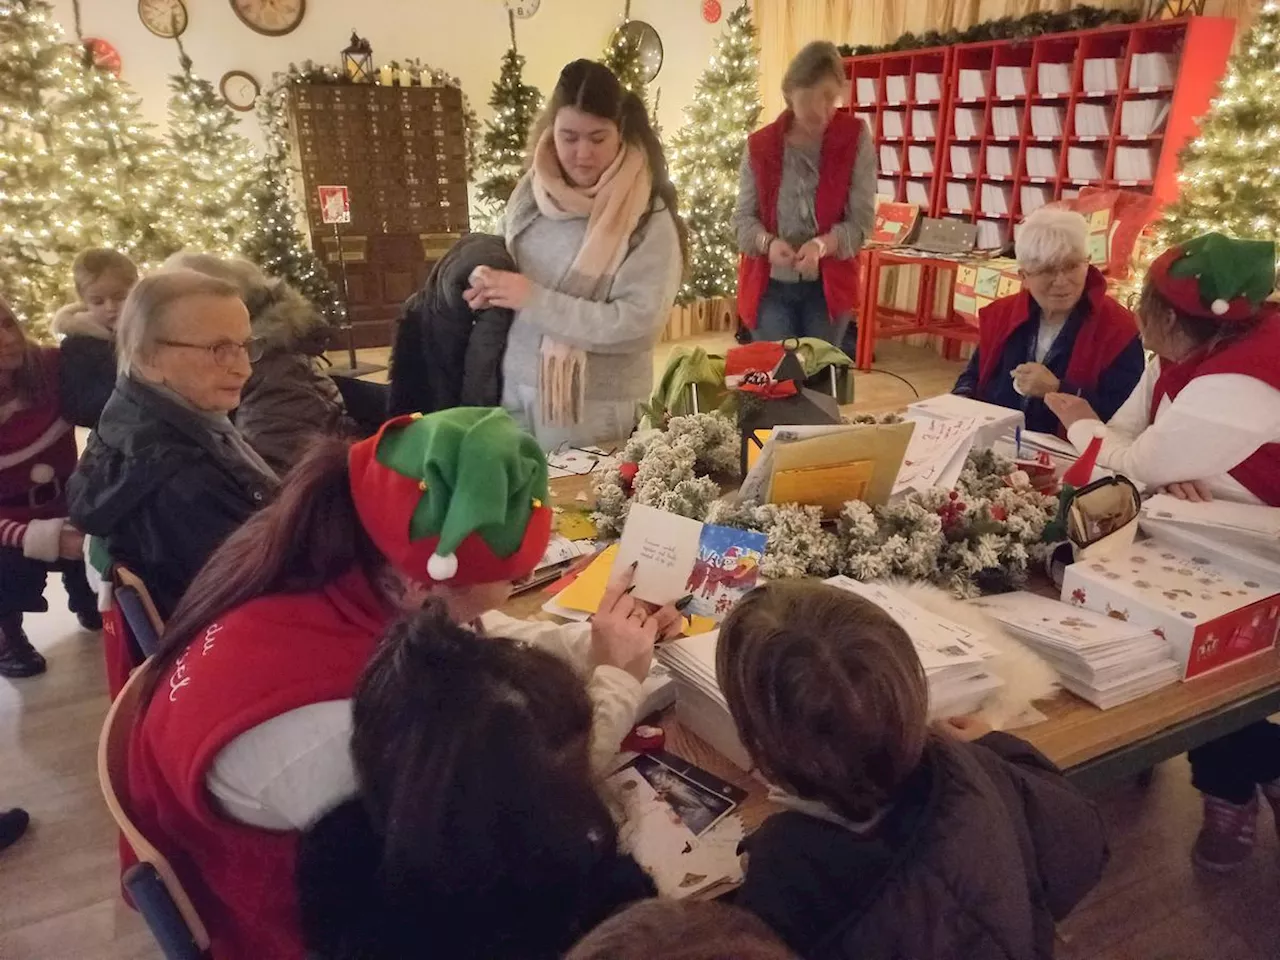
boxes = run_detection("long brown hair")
[530,59,690,271]
[0,296,51,405]
[349,603,621,955]
[716,580,929,822]
[140,437,383,704]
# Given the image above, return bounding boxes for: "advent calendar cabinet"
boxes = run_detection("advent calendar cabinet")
[845,16,1236,249]
[287,83,471,348]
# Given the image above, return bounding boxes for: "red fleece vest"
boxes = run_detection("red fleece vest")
[737,111,863,328]
[1149,312,1280,507]
[0,348,77,522]
[976,266,1137,399]
[126,569,391,960]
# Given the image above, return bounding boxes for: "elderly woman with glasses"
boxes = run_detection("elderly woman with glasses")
[952,207,1144,435]
[68,269,279,619]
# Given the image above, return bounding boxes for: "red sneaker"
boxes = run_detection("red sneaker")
[1193,793,1259,872]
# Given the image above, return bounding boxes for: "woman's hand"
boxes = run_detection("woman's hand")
[1045,392,1101,430]
[1162,479,1215,503]
[935,714,992,742]
[590,564,660,682]
[767,238,797,270]
[466,266,533,311]
[794,238,827,280]
[58,524,85,561]
[1011,362,1060,398]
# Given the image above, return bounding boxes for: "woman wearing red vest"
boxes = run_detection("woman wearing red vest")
[1048,233,1280,873]
[125,408,679,959]
[952,207,1144,435]
[734,41,874,348]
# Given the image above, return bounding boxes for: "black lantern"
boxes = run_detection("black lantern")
[342,30,373,83]
[732,343,842,476]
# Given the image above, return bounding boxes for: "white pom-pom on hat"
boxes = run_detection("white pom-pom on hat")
[1211,299,1230,316]
[427,552,458,582]
[29,463,54,485]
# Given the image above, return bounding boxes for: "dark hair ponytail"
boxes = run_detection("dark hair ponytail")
[532,59,690,273]
[141,436,384,704]
[348,603,624,955]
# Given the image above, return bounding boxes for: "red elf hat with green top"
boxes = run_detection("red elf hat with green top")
[1147,233,1277,323]
[348,408,553,586]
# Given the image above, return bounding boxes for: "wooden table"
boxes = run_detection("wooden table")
[515,473,1280,820]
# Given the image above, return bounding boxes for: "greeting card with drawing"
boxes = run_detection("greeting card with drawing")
[615,505,767,615]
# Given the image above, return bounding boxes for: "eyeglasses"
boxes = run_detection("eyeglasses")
[1024,260,1088,281]
[156,337,266,366]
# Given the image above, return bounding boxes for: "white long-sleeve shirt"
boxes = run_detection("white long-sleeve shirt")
[1066,357,1280,504]
[205,611,642,832]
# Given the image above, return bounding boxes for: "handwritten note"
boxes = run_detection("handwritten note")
[615,505,707,605]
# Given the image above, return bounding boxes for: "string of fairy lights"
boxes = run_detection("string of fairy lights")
[669,5,761,304]
[1132,0,1280,290]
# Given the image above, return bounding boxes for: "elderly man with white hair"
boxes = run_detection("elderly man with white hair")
[953,207,1143,435]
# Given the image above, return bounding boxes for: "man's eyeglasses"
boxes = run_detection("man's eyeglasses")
[156,337,266,366]
[1024,260,1088,281]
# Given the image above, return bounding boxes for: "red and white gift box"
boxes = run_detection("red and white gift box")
[1061,539,1280,680]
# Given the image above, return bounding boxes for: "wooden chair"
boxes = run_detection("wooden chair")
[113,566,165,659]
[98,663,211,959]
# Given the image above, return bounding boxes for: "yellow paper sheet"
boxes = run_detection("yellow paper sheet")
[555,510,598,541]
[554,544,618,614]
[767,421,915,511]
[771,461,875,516]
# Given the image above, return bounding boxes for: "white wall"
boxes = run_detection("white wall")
[49,0,722,151]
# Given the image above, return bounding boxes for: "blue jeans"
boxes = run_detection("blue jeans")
[754,280,854,352]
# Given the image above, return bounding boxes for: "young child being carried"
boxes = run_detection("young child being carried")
[52,248,137,429]
[718,579,1108,960]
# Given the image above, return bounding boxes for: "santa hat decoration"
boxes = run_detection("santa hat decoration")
[348,408,553,587]
[1147,233,1277,324]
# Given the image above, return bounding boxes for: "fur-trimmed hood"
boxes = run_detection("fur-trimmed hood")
[51,304,113,341]
[246,283,334,355]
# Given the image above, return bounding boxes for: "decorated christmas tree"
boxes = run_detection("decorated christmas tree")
[54,42,182,269]
[242,86,342,319]
[241,153,343,320]
[0,0,82,330]
[669,4,761,303]
[474,41,542,230]
[165,53,256,256]
[1146,1,1280,261]
[603,16,649,106]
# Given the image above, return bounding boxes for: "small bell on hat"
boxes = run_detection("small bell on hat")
[348,408,555,589]
[1148,233,1277,324]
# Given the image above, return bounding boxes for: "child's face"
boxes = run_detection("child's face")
[81,273,133,331]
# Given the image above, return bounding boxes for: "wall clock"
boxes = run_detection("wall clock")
[229,0,306,37]
[504,0,541,18]
[137,0,188,38]
[620,20,664,83]
[220,70,261,112]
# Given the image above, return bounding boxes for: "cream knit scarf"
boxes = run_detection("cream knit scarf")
[530,129,652,426]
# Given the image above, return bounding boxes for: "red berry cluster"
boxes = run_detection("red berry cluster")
[936,489,968,530]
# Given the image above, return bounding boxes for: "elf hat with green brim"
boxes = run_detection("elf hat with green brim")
[348,408,553,587]
[1148,233,1277,324]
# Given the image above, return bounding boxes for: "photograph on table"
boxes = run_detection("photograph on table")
[620,752,746,837]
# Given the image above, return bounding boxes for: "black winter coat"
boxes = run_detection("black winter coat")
[67,377,278,619]
[296,798,656,960]
[388,233,516,418]
[51,305,116,429]
[736,732,1108,960]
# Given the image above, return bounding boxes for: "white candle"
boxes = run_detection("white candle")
[399,67,413,87]
[379,64,393,86]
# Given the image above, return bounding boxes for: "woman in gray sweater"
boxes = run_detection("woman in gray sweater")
[467,60,688,451]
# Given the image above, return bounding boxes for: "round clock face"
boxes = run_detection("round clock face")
[220,70,261,112]
[230,0,306,37]
[137,0,188,38]
[504,0,541,18]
